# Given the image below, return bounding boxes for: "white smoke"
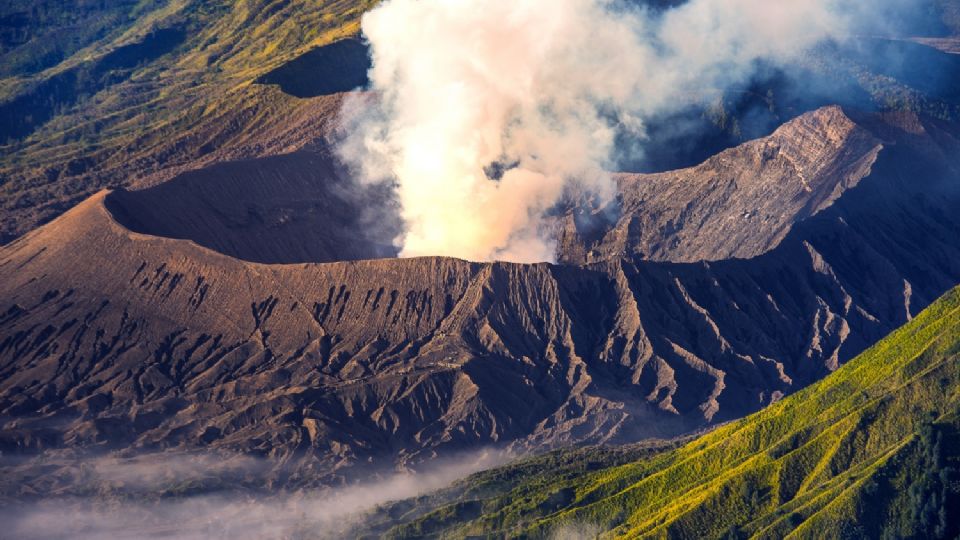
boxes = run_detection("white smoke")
[340,0,895,262]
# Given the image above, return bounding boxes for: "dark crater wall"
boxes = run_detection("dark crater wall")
[105,149,400,264]
[255,38,371,98]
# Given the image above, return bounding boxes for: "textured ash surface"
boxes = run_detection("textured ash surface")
[3,107,960,489]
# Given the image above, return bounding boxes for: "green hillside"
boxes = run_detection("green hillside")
[358,286,960,539]
[0,0,375,243]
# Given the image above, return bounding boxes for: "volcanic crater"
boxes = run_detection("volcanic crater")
[4,106,960,489]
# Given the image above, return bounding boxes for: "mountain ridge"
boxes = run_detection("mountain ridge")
[559,105,885,264]
[3,106,960,486]
[354,283,960,539]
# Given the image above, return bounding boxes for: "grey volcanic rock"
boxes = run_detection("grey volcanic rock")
[2,107,960,487]
[557,106,884,264]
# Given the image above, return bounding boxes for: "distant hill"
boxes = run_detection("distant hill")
[355,284,960,539]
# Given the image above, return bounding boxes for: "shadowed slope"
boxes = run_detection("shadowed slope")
[255,38,371,98]
[105,149,399,264]
[0,0,377,244]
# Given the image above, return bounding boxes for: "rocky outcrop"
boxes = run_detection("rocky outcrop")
[557,106,884,263]
[2,107,960,486]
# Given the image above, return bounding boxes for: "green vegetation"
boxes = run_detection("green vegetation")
[357,286,960,539]
[0,0,378,241]
[0,0,148,78]
[353,442,687,539]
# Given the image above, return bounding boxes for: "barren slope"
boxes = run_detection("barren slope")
[558,106,885,263]
[356,285,960,540]
[3,107,960,486]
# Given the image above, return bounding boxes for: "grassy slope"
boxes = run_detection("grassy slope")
[0,0,376,242]
[0,0,147,78]
[363,286,960,539]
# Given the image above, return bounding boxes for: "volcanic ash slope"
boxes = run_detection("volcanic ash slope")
[2,106,960,485]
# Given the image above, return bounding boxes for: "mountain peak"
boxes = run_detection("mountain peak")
[558,106,884,265]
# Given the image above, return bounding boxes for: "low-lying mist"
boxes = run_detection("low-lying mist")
[340,0,933,263]
[1,449,509,539]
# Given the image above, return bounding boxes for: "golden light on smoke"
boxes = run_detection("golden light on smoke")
[343,0,858,262]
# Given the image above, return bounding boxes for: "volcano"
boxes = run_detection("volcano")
[3,1,960,537]
[3,106,960,489]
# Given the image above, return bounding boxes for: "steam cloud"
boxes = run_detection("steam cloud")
[340,0,886,263]
[3,449,507,539]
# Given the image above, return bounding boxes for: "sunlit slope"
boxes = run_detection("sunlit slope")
[0,0,376,243]
[371,286,960,539]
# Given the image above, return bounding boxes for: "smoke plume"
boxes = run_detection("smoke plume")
[341,0,902,262]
